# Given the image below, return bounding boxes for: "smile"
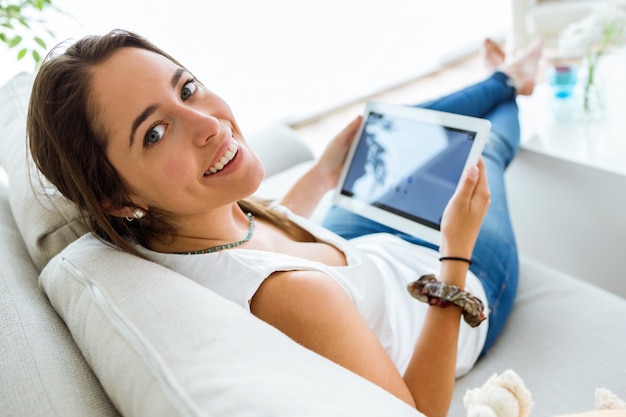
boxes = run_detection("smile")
[204,140,239,176]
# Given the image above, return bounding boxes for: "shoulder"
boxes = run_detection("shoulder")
[251,270,348,322]
[249,269,412,404]
[250,270,361,351]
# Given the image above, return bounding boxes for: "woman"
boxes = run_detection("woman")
[27,29,540,417]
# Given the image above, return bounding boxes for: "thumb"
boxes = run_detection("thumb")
[454,164,480,200]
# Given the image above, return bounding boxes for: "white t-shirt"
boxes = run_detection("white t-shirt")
[139,206,489,377]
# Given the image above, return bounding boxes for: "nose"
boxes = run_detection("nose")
[180,107,221,147]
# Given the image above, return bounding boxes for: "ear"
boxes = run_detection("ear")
[101,201,147,219]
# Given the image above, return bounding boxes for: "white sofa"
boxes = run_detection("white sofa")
[1,72,625,417]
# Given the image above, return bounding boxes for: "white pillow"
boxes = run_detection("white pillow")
[0,182,120,417]
[0,72,88,270]
[41,233,422,417]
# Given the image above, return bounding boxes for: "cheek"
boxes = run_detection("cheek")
[243,155,266,195]
[162,155,194,181]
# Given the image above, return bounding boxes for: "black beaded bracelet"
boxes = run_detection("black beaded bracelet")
[439,256,472,266]
[406,274,486,327]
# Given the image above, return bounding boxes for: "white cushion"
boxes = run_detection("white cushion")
[0,181,120,417]
[0,72,87,270]
[41,233,421,417]
[448,257,626,417]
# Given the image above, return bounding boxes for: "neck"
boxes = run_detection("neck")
[148,204,253,254]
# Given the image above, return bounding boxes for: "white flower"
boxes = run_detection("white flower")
[558,5,626,55]
[557,5,626,114]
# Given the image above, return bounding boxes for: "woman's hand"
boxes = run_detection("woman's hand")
[313,115,362,191]
[279,115,361,218]
[439,158,490,261]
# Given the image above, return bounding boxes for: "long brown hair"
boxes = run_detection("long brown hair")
[28,29,300,257]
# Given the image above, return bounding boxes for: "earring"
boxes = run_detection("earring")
[125,208,146,222]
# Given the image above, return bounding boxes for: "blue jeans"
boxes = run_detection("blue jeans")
[322,72,519,354]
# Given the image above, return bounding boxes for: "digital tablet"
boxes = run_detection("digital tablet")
[333,101,491,246]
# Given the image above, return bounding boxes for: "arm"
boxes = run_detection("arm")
[279,115,361,217]
[405,158,491,417]
[254,160,490,415]
[250,269,417,407]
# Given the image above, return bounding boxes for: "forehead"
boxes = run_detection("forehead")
[89,48,179,137]
[93,46,177,89]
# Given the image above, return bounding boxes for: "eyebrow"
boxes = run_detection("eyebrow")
[128,67,187,147]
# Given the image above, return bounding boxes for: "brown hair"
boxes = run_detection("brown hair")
[28,29,302,257]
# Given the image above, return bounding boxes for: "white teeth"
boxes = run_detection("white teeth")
[204,141,239,176]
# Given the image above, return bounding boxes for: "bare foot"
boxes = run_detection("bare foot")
[482,38,506,70]
[501,39,543,96]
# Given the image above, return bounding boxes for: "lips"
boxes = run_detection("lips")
[204,140,239,176]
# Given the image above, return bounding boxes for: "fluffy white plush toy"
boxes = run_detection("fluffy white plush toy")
[595,388,626,410]
[464,370,626,417]
[463,370,533,417]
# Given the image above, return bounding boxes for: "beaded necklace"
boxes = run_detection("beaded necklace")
[175,212,254,255]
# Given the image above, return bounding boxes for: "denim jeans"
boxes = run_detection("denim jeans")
[322,71,520,354]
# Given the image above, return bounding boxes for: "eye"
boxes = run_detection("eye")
[144,123,166,147]
[181,79,197,101]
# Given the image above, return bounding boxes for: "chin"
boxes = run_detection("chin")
[242,160,265,198]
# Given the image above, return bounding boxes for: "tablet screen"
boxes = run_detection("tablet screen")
[339,110,477,230]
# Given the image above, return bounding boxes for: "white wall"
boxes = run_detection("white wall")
[1,0,507,132]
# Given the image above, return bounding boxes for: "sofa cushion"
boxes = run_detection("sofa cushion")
[449,257,626,417]
[0,72,88,271]
[40,233,421,417]
[0,181,120,417]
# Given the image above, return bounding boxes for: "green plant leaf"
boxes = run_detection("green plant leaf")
[17,16,30,29]
[32,48,41,63]
[8,34,22,48]
[34,35,45,48]
[6,5,21,15]
[2,0,69,69]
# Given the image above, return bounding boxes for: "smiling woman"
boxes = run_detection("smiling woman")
[90,47,267,253]
[26,28,541,417]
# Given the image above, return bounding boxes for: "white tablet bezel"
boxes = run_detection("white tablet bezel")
[332,101,491,246]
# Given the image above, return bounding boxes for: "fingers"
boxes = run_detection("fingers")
[474,159,491,205]
[452,159,482,203]
[347,114,362,131]
[336,115,362,146]
[439,159,490,259]
[455,164,479,200]
[459,159,489,199]
[315,115,362,190]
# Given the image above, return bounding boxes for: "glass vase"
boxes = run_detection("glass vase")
[579,58,605,121]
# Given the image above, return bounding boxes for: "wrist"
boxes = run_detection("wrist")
[438,260,469,289]
[439,256,472,266]
[406,274,487,327]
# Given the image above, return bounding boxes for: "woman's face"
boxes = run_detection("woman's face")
[90,47,264,218]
